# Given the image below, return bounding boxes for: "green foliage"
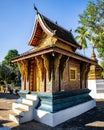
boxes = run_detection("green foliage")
[0,64,10,81]
[0,64,17,83]
[0,49,20,84]
[79,1,99,31]
[78,0,104,33]
[2,49,19,69]
[75,27,88,55]
[100,60,104,78]
[97,47,104,58]
[75,0,104,58]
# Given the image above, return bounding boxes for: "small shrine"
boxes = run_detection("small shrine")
[10,12,97,126]
[88,47,104,99]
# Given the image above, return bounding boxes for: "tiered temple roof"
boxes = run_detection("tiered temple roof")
[12,13,97,65]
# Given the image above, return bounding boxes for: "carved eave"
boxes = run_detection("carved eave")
[12,45,97,66]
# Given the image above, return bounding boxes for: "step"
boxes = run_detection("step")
[22,98,34,105]
[13,107,28,116]
[18,103,32,111]
[26,94,38,100]
[9,110,34,124]
[9,113,23,124]
[12,102,20,110]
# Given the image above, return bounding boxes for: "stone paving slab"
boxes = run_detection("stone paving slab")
[0,92,104,130]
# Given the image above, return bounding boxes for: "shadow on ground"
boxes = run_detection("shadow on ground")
[0,119,12,127]
[0,92,19,99]
[11,100,104,130]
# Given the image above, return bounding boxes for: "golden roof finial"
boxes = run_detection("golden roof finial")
[91,46,97,62]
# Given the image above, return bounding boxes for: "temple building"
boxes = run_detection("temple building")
[10,12,97,126]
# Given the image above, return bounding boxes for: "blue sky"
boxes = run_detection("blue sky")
[0,0,94,62]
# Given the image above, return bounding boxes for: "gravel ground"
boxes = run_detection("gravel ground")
[0,92,104,130]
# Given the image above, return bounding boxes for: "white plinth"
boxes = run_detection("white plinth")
[33,100,96,127]
[88,79,104,99]
[88,80,97,97]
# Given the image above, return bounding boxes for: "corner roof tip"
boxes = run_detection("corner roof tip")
[34,3,40,15]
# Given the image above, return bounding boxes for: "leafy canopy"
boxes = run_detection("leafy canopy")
[75,27,89,55]
[1,49,19,84]
[75,0,104,57]
[2,49,19,69]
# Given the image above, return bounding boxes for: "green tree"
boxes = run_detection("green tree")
[1,49,19,84]
[0,64,11,81]
[100,60,104,78]
[75,27,89,55]
[95,31,104,58]
[2,49,19,69]
[75,0,104,58]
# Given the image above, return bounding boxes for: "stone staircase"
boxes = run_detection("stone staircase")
[9,94,39,124]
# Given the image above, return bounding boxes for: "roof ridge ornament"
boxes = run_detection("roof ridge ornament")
[34,3,39,14]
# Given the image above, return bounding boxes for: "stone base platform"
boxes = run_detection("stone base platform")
[33,100,96,127]
[13,89,96,126]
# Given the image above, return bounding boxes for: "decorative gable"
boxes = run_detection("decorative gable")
[29,13,81,52]
[34,31,57,49]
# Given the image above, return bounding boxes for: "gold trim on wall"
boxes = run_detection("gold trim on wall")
[35,56,44,81]
[70,67,77,81]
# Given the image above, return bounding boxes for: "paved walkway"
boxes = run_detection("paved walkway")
[0,92,104,130]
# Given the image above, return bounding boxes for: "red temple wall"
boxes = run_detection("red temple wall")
[61,58,81,91]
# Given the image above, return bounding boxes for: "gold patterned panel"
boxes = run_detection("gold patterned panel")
[54,54,62,80]
[35,64,40,92]
[18,61,24,80]
[88,64,102,79]
[42,54,51,81]
[35,56,44,81]
[51,37,57,44]
[36,32,57,49]
[29,60,35,91]
[17,60,28,81]
[24,60,28,81]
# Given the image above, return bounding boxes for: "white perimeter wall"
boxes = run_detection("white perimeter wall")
[88,79,104,99]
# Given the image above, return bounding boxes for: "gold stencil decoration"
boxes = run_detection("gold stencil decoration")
[36,31,57,49]
[24,60,29,81]
[35,56,44,81]
[54,53,62,80]
[29,60,35,91]
[17,60,28,81]
[18,61,25,80]
[50,37,57,44]
[42,54,51,81]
